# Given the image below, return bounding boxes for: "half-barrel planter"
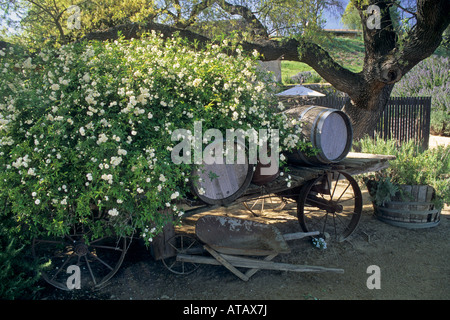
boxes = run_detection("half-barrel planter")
[373,185,441,229]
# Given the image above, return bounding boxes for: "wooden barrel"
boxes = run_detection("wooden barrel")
[190,140,254,205]
[251,160,280,186]
[150,208,176,260]
[251,146,280,186]
[283,105,353,165]
[374,185,441,229]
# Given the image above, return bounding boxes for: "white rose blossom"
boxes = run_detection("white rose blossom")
[192,78,202,87]
[108,208,119,216]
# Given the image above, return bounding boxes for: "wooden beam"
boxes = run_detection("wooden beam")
[177,253,344,274]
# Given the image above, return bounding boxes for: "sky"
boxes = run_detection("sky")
[324,13,345,29]
[323,0,348,29]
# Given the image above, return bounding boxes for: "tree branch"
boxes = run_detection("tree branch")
[175,0,216,29]
[80,21,361,93]
[398,0,450,74]
[26,0,67,43]
[217,0,268,37]
[295,40,363,93]
[390,0,416,16]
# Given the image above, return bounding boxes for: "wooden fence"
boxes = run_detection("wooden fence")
[373,97,431,150]
[310,96,432,149]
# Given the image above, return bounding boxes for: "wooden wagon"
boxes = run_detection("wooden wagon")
[31,104,395,290]
[31,152,393,289]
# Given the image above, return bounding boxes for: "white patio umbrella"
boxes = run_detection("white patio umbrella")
[276,85,325,97]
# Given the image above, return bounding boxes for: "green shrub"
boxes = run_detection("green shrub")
[0,213,42,299]
[355,136,450,209]
[0,33,308,243]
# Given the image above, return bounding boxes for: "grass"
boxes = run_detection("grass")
[281,61,312,79]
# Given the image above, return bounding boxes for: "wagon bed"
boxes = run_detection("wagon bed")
[182,152,394,216]
[244,152,393,197]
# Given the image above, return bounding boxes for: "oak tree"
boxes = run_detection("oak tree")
[2,0,449,138]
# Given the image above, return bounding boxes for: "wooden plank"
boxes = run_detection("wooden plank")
[339,152,395,175]
[346,161,391,176]
[178,254,226,266]
[426,186,434,202]
[282,231,320,241]
[344,152,395,160]
[219,254,345,273]
[177,253,345,274]
[204,245,250,281]
[244,254,278,279]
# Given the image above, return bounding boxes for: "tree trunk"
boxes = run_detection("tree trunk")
[343,84,394,140]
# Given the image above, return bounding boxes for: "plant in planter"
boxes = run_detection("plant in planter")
[357,136,450,228]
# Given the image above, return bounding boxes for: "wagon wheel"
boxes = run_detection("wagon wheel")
[161,234,202,275]
[32,224,127,291]
[297,171,362,242]
[243,194,288,216]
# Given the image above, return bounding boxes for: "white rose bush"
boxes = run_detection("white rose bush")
[0,32,309,243]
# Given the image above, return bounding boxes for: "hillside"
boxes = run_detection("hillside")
[282,35,449,84]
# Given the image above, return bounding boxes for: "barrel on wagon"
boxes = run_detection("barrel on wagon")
[283,105,353,165]
[190,140,255,205]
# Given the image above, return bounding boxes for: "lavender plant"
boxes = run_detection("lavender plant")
[392,56,450,136]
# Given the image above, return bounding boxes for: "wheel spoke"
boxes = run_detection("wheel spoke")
[90,237,108,244]
[243,193,287,216]
[330,172,341,200]
[50,254,75,281]
[183,238,197,252]
[335,182,352,202]
[250,198,261,210]
[84,255,98,285]
[297,171,362,241]
[335,213,356,231]
[162,234,200,275]
[88,251,114,271]
[90,244,124,252]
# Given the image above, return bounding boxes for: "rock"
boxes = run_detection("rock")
[291,71,312,83]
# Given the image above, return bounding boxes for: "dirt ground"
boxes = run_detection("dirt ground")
[37,135,450,301]
[38,189,450,301]
[429,134,450,148]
